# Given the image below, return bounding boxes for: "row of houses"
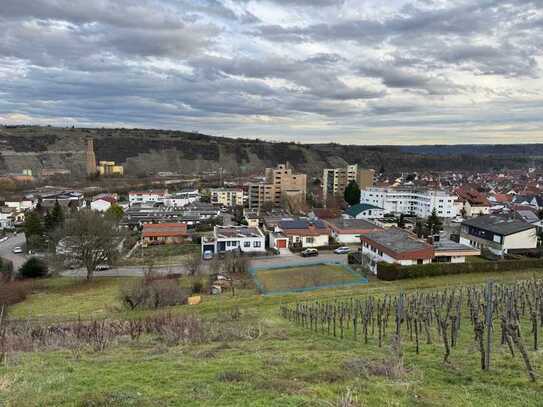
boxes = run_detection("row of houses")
[128,189,200,207]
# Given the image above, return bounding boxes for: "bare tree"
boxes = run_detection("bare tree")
[63,210,121,280]
[183,251,203,276]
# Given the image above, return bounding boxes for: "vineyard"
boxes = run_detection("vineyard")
[280,278,543,382]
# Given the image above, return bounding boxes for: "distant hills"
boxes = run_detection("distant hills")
[0,126,540,178]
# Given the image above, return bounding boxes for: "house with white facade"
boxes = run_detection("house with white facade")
[164,189,200,207]
[90,198,113,212]
[325,217,383,244]
[128,190,168,206]
[360,228,434,273]
[4,200,34,211]
[276,219,330,248]
[360,187,457,218]
[432,236,480,263]
[343,203,385,220]
[201,225,266,256]
[460,214,538,256]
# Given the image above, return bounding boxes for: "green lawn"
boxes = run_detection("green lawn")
[120,243,200,266]
[255,264,364,293]
[3,268,543,406]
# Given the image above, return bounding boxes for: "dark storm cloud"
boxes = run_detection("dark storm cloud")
[0,0,542,143]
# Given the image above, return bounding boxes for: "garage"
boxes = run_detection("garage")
[277,239,287,249]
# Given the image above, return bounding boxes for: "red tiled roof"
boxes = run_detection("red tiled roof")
[142,223,188,238]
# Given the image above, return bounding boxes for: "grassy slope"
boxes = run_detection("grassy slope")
[3,269,543,406]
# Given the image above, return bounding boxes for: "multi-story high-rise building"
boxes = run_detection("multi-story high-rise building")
[85,137,97,176]
[248,163,307,210]
[360,187,458,218]
[323,164,374,198]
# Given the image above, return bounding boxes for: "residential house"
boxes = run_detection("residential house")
[142,223,189,245]
[360,228,434,273]
[91,198,114,212]
[163,189,200,207]
[201,225,266,256]
[129,190,168,206]
[460,214,538,255]
[455,188,491,217]
[343,203,385,220]
[38,190,84,209]
[513,195,543,210]
[90,194,118,212]
[325,217,383,244]
[431,235,480,263]
[4,199,34,211]
[308,208,343,220]
[276,219,330,248]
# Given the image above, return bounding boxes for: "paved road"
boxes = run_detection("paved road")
[0,233,27,270]
[61,263,208,278]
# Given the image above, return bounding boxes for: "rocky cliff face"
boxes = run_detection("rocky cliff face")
[0,126,537,179]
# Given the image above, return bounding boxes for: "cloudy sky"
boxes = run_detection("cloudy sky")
[1,0,542,144]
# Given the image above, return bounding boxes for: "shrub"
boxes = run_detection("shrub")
[19,257,48,279]
[0,257,14,279]
[192,280,204,294]
[0,279,33,305]
[120,277,189,310]
[376,258,543,281]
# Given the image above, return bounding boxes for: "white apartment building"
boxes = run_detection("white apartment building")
[129,189,199,207]
[210,188,245,207]
[361,187,457,218]
[128,190,168,206]
[164,189,200,207]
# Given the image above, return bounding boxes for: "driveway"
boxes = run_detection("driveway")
[0,233,27,271]
[61,262,213,278]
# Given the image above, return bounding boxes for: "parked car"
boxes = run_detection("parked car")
[301,248,319,257]
[202,250,214,260]
[334,246,351,254]
[95,264,111,271]
[12,246,23,254]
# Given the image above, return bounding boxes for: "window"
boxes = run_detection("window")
[244,241,250,248]
[306,237,314,244]
[378,250,383,256]
[417,259,424,264]
[253,241,261,248]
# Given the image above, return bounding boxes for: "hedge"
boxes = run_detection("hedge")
[376,259,543,281]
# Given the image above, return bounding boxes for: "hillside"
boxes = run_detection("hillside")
[0,126,540,178]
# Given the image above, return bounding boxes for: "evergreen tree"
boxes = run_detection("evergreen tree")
[105,203,124,222]
[415,221,425,238]
[398,214,406,229]
[426,208,443,235]
[344,180,361,206]
[50,200,64,228]
[23,211,45,250]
